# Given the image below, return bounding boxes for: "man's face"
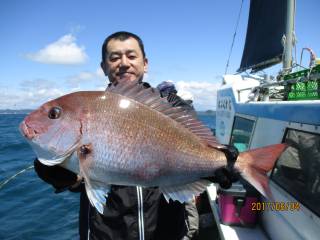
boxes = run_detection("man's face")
[101,37,148,83]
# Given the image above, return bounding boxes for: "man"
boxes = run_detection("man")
[34,31,199,240]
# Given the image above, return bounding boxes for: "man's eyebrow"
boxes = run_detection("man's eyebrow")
[108,49,138,56]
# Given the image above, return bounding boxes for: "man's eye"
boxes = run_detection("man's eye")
[109,56,120,62]
[128,55,137,60]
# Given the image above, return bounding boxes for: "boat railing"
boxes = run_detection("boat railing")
[236,64,320,102]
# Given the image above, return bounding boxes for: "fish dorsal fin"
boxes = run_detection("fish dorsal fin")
[107,81,222,147]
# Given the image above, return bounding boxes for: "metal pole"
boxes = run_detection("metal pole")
[283,0,295,72]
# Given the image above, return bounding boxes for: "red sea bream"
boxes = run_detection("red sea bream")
[20,81,286,213]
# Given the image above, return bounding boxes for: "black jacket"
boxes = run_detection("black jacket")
[33,161,193,240]
[87,186,161,240]
[87,186,190,240]
[34,82,198,240]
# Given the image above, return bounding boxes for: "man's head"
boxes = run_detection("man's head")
[101,31,148,84]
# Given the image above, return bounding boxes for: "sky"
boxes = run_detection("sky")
[0,0,319,111]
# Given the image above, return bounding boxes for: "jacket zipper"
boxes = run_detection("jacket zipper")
[137,186,145,240]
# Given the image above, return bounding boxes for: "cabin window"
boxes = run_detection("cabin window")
[271,129,320,216]
[230,116,254,152]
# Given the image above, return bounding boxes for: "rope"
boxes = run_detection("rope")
[0,165,34,190]
[225,0,244,74]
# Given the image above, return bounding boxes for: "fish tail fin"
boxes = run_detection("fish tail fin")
[235,144,287,198]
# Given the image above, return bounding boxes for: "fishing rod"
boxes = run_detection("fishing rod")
[0,165,34,190]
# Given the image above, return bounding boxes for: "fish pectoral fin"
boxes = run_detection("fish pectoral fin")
[159,180,211,203]
[77,144,109,214]
[84,179,110,214]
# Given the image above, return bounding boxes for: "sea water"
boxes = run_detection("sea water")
[0,113,215,240]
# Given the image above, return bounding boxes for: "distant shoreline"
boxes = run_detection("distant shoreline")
[0,109,34,114]
[197,110,216,116]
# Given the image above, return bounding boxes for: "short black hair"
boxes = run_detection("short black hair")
[101,31,146,63]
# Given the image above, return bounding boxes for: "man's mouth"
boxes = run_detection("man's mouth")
[118,72,135,81]
[118,72,132,77]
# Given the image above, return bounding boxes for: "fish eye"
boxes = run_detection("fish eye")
[48,107,62,119]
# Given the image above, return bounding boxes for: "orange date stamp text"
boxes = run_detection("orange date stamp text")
[251,201,300,211]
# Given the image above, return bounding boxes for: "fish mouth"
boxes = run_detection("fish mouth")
[20,120,81,166]
[20,121,38,140]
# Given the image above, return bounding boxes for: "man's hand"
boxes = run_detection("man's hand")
[34,159,79,193]
[203,167,238,189]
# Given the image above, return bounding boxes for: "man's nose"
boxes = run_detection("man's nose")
[120,56,130,67]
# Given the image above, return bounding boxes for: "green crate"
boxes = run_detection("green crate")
[284,65,320,100]
[287,80,319,100]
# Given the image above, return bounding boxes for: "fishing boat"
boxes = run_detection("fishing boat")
[206,0,320,239]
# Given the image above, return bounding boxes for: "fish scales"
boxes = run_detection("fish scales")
[78,91,226,187]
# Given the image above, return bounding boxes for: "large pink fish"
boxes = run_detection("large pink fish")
[20,81,286,213]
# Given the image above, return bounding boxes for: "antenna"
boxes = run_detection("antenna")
[225,0,244,74]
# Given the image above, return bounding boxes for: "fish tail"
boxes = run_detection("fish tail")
[235,144,287,198]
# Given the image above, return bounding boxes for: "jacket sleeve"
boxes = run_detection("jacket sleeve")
[34,159,79,193]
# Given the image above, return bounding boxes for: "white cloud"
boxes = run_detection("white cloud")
[67,71,95,86]
[26,34,88,65]
[175,81,222,111]
[2,73,221,111]
[96,68,105,78]
[66,68,106,89]
[0,79,68,109]
[0,88,65,110]
[1,68,109,109]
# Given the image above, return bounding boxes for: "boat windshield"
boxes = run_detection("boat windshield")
[271,129,320,216]
[230,116,255,152]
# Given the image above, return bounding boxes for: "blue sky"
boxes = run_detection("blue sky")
[0,0,319,110]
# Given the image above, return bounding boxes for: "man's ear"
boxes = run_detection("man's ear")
[101,62,108,76]
[144,58,149,73]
